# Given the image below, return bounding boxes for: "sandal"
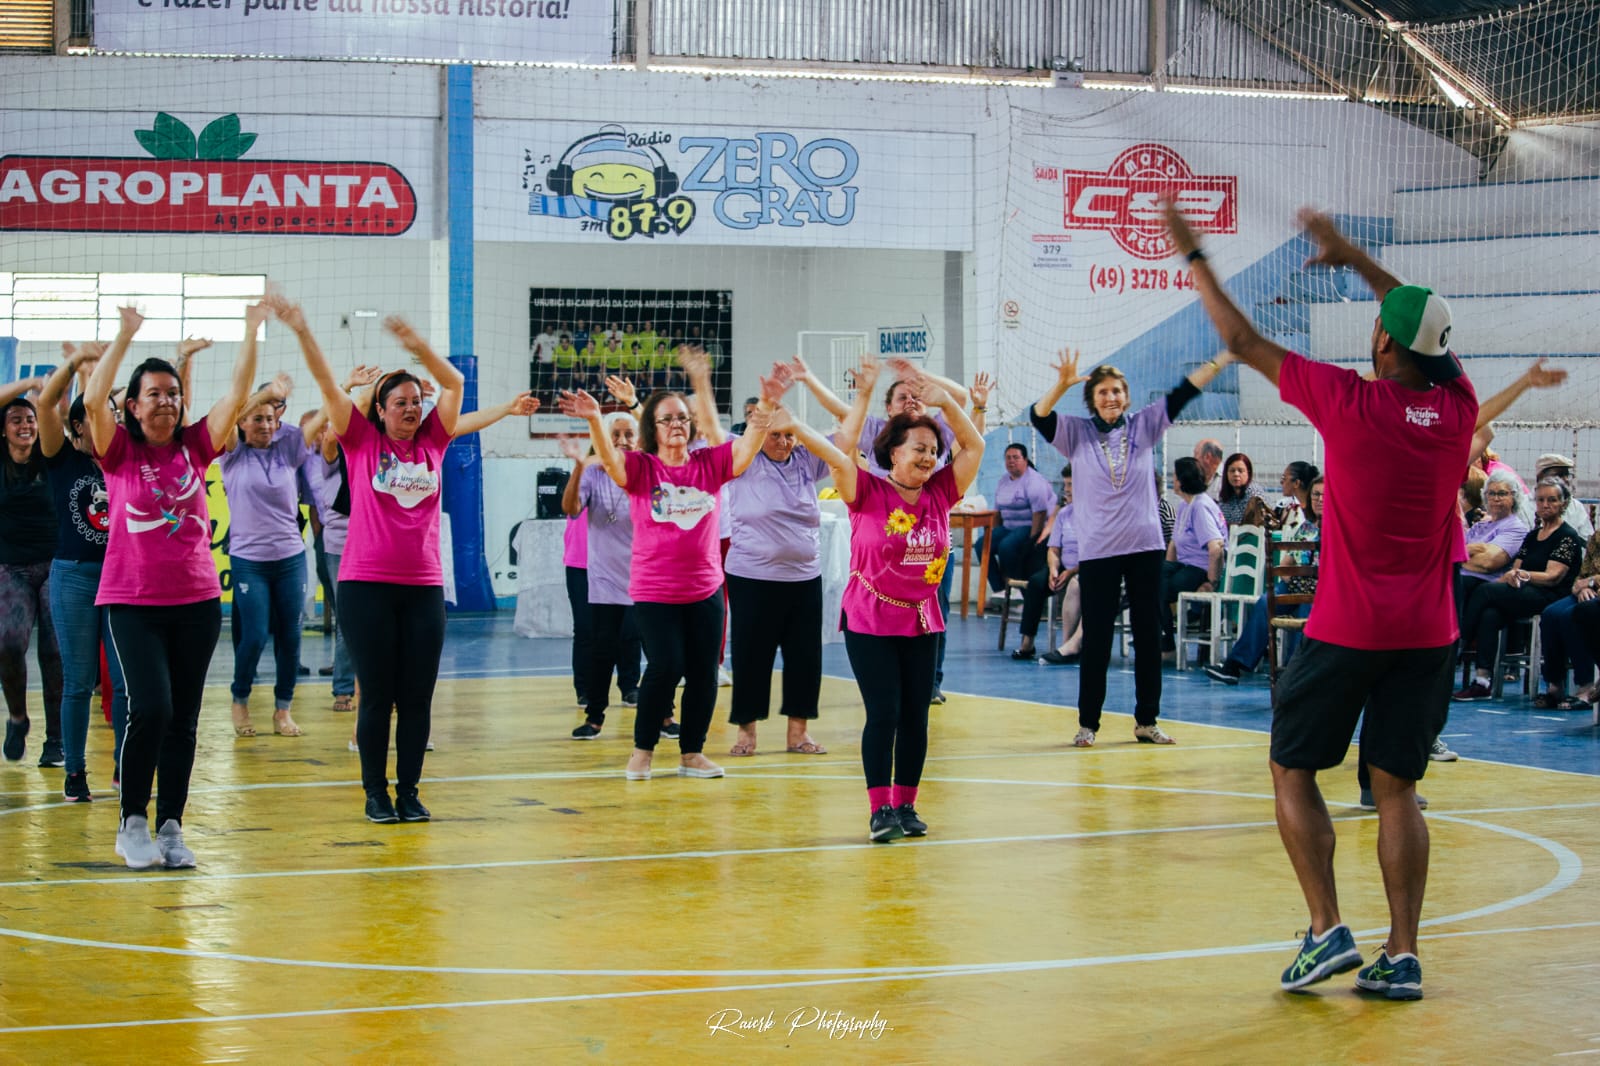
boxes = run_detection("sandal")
[1556,695,1593,711]
[786,740,827,754]
[728,739,757,757]
[273,713,305,737]
[231,703,256,738]
[331,695,353,713]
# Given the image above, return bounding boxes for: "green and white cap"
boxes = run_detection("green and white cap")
[1380,284,1460,381]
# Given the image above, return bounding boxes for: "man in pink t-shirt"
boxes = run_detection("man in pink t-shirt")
[1166,201,1477,1003]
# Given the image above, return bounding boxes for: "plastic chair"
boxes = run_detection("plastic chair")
[1266,537,1319,690]
[1176,525,1267,670]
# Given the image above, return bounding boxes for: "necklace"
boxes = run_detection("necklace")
[386,434,418,463]
[887,474,924,499]
[1096,428,1130,490]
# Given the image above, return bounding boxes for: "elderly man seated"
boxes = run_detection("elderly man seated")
[1535,453,1593,538]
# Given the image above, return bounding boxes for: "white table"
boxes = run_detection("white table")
[514,513,850,645]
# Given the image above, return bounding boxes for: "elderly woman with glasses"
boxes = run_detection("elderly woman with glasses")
[1455,477,1584,701]
[559,347,766,783]
[1457,470,1532,619]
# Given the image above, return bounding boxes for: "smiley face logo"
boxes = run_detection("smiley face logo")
[546,126,679,205]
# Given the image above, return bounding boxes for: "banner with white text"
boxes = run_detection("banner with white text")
[92,0,614,65]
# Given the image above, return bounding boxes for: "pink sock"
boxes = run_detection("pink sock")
[891,785,918,808]
[868,786,892,811]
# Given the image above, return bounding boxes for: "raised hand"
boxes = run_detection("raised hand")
[343,364,382,391]
[383,316,426,353]
[117,305,145,333]
[1051,347,1086,390]
[676,344,712,382]
[910,371,951,411]
[787,354,811,381]
[970,371,994,408]
[1521,357,1568,390]
[557,433,588,461]
[760,362,795,405]
[418,377,437,399]
[846,351,881,395]
[1296,207,1362,270]
[558,389,601,421]
[178,335,215,359]
[604,374,637,408]
[506,392,540,417]
[262,293,306,334]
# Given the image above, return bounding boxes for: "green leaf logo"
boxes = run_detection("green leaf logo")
[134,112,198,160]
[197,114,258,161]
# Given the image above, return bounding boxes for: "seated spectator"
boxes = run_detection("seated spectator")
[1193,438,1224,498]
[1455,477,1584,701]
[1457,470,1532,620]
[1205,476,1322,684]
[1012,466,1078,660]
[1273,461,1319,535]
[980,443,1053,592]
[1160,457,1225,654]
[1537,526,1600,709]
[1156,469,1175,545]
[1217,451,1267,526]
[1460,466,1487,528]
[1535,453,1594,539]
[1475,444,1526,496]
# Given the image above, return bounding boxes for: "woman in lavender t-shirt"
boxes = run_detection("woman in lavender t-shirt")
[1030,348,1234,749]
[835,355,985,843]
[83,304,260,870]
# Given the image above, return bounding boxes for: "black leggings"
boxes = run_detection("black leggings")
[339,581,446,797]
[1076,550,1164,729]
[726,574,823,724]
[566,566,593,701]
[107,599,222,826]
[584,602,642,726]
[1460,580,1558,667]
[844,626,937,789]
[633,593,723,753]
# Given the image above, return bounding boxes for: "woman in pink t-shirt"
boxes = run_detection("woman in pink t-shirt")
[558,351,765,782]
[83,304,260,870]
[271,295,537,825]
[834,354,984,843]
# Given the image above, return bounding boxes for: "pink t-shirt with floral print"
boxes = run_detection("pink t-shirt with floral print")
[841,465,959,637]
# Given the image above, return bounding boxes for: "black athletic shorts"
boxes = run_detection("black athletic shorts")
[1270,637,1453,782]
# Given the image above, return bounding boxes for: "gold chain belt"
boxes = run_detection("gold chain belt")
[851,571,933,633]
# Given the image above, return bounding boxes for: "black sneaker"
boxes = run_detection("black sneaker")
[1203,661,1242,685]
[621,690,639,707]
[38,739,64,768]
[3,717,28,762]
[660,721,681,740]
[576,694,589,709]
[895,804,927,836]
[365,793,399,824]
[63,772,92,803]
[395,791,431,822]
[571,722,602,740]
[870,805,906,843]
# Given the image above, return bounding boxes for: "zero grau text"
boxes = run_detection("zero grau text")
[135,0,575,19]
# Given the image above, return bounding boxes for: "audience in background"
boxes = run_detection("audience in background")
[1217,452,1267,526]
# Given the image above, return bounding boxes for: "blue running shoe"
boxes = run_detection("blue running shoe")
[1355,950,1423,1000]
[1280,924,1363,991]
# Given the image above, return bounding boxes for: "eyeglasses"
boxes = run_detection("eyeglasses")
[1484,490,1513,498]
[656,414,693,426]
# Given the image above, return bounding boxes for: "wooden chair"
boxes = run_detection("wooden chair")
[997,576,1070,652]
[1266,536,1319,689]
[1176,524,1267,670]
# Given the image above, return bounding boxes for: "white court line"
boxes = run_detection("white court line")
[2,917,1597,1036]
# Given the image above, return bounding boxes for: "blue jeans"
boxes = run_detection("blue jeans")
[324,551,355,698]
[230,554,307,708]
[1540,594,1598,690]
[1227,590,1307,670]
[49,559,127,776]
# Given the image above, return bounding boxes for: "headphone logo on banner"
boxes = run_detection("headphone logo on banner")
[524,125,861,242]
[525,125,694,242]
[1059,144,1237,261]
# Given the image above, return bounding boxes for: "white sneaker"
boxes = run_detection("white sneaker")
[156,819,196,868]
[348,739,359,752]
[1134,723,1176,745]
[1072,727,1096,748]
[717,666,733,688]
[1429,737,1459,762]
[115,815,162,869]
